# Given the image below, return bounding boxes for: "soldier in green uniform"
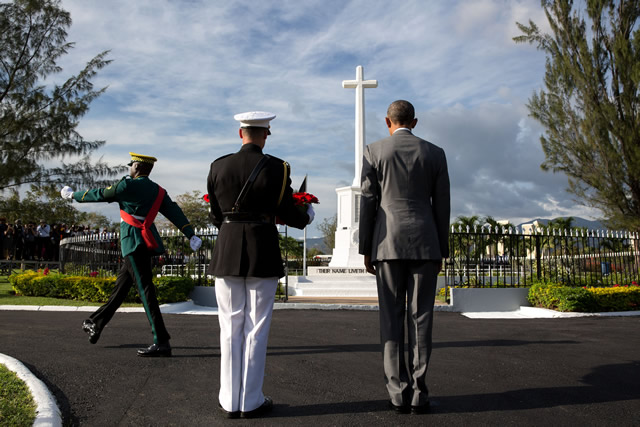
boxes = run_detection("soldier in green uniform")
[61,152,202,357]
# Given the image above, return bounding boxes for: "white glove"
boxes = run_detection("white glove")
[60,186,74,199]
[306,204,315,224]
[190,235,202,251]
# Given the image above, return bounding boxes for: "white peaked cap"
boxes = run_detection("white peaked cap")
[234,111,276,128]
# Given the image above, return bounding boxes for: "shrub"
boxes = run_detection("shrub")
[8,271,39,294]
[529,283,640,312]
[585,284,640,312]
[9,271,195,304]
[154,276,196,304]
[528,284,597,312]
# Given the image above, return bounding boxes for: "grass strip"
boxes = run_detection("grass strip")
[0,364,37,426]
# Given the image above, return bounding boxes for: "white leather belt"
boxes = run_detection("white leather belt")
[121,214,145,222]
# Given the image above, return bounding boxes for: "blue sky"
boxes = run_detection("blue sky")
[55,0,602,238]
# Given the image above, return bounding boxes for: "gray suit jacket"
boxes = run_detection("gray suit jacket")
[358,129,450,261]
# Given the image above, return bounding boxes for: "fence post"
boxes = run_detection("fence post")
[535,235,542,280]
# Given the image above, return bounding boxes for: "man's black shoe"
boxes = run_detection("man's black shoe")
[388,400,410,414]
[241,396,273,418]
[218,403,240,419]
[82,319,101,344]
[137,343,172,357]
[411,400,431,414]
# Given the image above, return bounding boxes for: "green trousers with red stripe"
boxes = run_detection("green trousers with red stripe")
[89,248,170,344]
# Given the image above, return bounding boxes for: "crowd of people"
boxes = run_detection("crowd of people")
[0,218,113,261]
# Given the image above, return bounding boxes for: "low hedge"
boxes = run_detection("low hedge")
[9,270,196,304]
[528,283,640,312]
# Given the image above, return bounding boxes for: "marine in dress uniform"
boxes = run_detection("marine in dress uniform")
[61,153,202,357]
[207,111,313,418]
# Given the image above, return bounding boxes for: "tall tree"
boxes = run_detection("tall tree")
[0,184,112,226]
[451,215,481,232]
[0,0,125,191]
[483,216,511,257]
[318,214,336,252]
[171,190,210,230]
[279,234,303,259]
[514,0,640,232]
[451,215,482,258]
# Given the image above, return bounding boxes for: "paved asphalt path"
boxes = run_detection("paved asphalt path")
[1,310,639,426]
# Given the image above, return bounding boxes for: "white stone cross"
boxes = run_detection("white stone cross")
[343,65,377,187]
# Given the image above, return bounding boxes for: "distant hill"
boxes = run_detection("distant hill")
[302,237,329,253]
[517,216,606,230]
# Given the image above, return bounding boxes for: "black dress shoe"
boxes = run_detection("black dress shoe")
[82,319,101,344]
[218,403,240,419]
[241,396,273,418]
[411,400,431,414]
[388,400,410,414]
[137,343,172,357]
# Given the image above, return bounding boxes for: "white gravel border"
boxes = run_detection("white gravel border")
[0,353,62,427]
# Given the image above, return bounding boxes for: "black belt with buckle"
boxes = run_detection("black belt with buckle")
[223,212,274,224]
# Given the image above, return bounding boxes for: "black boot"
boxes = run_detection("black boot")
[82,319,101,344]
[137,342,172,357]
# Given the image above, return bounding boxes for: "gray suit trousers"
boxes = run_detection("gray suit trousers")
[376,259,439,407]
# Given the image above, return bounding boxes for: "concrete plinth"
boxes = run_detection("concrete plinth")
[288,267,377,297]
[189,286,217,307]
[450,288,530,312]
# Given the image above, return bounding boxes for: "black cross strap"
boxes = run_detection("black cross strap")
[231,155,271,213]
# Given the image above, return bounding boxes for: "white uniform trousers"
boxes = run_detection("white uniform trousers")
[215,276,278,413]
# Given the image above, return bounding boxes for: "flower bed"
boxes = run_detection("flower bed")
[9,270,195,304]
[528,282,640,312]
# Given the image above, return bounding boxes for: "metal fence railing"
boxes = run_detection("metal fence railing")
[58,226,297,298]
[445,226,640,288]
[54,224,640,291]
[59,228,218,286]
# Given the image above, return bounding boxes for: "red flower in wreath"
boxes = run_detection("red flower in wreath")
[292,192,319,206]
[203,194,210,203]
[277,192,319,225]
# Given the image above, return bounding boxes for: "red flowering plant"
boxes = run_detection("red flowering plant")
[277,192,319,224]
[203,194,210,203]
[292,192,319,206]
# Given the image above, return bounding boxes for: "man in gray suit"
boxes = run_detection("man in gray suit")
[359,100,450,414]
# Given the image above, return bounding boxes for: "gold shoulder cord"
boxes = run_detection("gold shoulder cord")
[277,161,288,207]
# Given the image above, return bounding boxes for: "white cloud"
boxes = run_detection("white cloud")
[47,0,604,239]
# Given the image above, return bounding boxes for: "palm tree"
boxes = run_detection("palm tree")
[451,215,482,258]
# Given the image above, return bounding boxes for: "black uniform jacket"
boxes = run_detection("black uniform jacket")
[207,143,309,277]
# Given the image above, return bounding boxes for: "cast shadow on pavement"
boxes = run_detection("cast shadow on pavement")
[103,343,221,358]
[22,361,79,426]
[427,361,640,414]
[265,339,579,357]
[433,339,579,348]
[267,362,639,418]
[272,399,390,417]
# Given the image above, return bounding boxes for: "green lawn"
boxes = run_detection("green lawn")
[0,364,37,426]
[0,273,142,307]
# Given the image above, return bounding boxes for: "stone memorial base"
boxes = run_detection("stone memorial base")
[287,266,377,297]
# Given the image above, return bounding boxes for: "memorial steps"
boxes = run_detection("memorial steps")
[287,266,378,297]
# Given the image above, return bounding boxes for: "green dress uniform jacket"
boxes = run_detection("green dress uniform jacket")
[207,143,309,278]
[73,175,195,256]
